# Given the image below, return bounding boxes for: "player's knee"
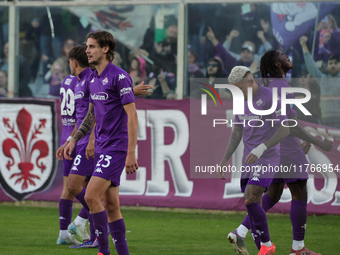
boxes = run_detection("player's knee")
[67,182,78,196]
[105,203,120,215]
[84,193,97,208]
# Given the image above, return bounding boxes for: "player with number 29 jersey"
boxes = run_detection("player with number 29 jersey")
[60,75,78,145]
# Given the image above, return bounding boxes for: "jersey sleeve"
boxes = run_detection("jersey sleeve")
[116,73,135,105]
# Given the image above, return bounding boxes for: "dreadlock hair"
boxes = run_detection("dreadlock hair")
[260,50,281,87]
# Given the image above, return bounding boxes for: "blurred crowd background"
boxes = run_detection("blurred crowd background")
[1,1,340,127]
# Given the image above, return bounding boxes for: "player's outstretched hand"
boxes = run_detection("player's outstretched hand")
[320,138,333,152]
[245,153,259,165]
[125,152,138,174]
[133,81,154,96]
[64,139,76,160]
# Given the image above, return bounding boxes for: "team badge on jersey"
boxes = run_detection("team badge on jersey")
[256,99,263,106]
[102,77,109,85]
[65,78,72,85]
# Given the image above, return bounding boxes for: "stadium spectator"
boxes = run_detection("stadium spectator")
[112,51,123,68]
[219,66,289,255]
[0,70,8,97]
[0,42,32,97]
[44,57,68,98]
[147,65,176,99]
[39,9,64,74]
[296,73,322,124]
[317,15,340,57]
[300,35,340,128]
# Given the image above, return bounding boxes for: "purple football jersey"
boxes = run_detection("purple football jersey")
[74,67,93,145]
[234,85,287,164]
[89,62,135,153]
[267,78,302,157]
[60,75,78,144]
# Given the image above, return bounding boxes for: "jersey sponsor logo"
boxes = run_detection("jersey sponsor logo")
[75,91,85,100]
[91,92,109,101]
[95,168,103,173]
[65,78,72,85]
[120,87,132,96]
[102,77,108,85]
[118,73,127,81]
[238,115,261,121]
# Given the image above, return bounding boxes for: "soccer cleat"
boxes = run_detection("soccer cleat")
[258,243,276,255]
[56,235,81,245]
[227,230,249,255]
[69,238,99,248]
[289,246,321,255]
[68,221,90,242]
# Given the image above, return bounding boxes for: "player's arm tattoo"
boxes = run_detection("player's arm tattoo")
[73,103,95,142]
[263,125,289,149]
[244,184,266,204]
[221,125,243,163]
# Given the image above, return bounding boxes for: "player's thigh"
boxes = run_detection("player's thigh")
[67,173,86,194]
[266,181,285,204]
[287,179,307,201]
[86,176,111,201]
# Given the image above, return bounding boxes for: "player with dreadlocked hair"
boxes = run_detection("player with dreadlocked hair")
[226,50,333,255]
[260,50,283,87]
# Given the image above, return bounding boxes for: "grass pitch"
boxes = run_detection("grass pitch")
[0,204,339,255]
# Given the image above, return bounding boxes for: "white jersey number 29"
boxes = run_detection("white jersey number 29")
[60,87,75,116]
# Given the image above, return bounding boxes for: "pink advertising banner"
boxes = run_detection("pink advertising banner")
[0,98,339,215]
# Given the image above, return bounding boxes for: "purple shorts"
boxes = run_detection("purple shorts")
[240,155,280,193]
[272,149,308,184]
[92,151,127,186]
[63,149,76,177]
[69,144,94,181]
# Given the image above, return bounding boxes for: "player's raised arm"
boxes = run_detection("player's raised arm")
[64,103,95,160]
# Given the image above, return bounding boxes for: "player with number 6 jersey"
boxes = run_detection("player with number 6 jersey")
[56,73,88,246]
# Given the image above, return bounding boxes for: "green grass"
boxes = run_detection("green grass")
[0,204,339,255]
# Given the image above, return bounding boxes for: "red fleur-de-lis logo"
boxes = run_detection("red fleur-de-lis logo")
[2,108,49,190]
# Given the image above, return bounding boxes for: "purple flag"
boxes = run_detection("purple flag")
[271,2,338,49]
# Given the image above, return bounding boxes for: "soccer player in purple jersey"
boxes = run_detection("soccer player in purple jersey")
[64,31,138,255]
[58,45,98,248]
[218,66,290,255]
[65,45,153,249]
[55,68,87,246]
[227,50,333,255]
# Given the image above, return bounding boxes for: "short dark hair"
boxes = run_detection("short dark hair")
[86,31,116,62]
[328,55,339,62]
[68,45,89,68]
